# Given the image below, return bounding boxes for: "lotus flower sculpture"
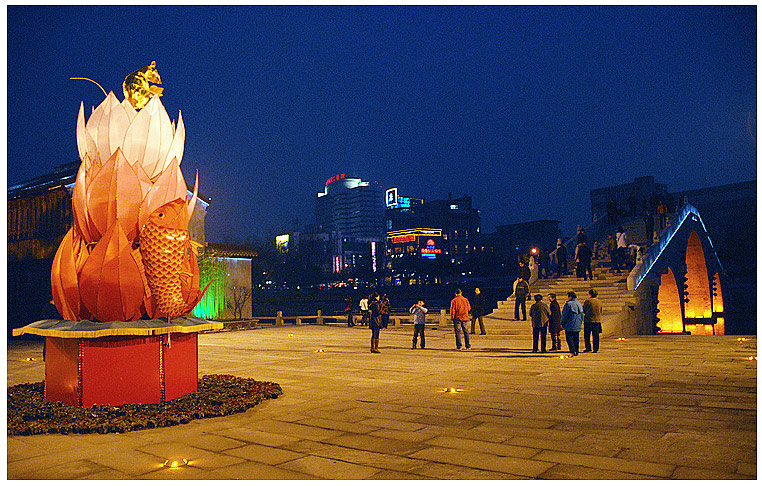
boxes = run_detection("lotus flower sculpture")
[52,85,205,322]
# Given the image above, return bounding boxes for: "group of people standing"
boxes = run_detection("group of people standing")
[527,289,603,356]
[347,293,392,353]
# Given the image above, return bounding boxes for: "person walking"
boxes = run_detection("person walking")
[450,289,471,350]
[548,293,563,351]
[380,294,391,329]
[616,226,629,271]
[583,289,603,353]
[560,291,584,357]
[657,201,667,230]
[359,295,369,326]
[576,241,593,281]
[538,248,550,279]
[529,294,550,353]
[644,209,655,245]
[344,296,354,327]
[368,292,383,353]
[409,300,428,349]
[514,277,530,321]
[470,287,487,335]
[556,240,568,276]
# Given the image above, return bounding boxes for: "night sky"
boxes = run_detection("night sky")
[7,6,756,244]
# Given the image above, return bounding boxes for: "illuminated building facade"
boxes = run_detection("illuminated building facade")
[315,174,384,240]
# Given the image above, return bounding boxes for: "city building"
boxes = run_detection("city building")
[382,190,481,284]
[315,174,384,240]
[496,219,561,264]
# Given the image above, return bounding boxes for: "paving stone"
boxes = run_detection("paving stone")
[324,432,428,456]
[251,419,347,441]
[736,462,756,477]
[224,443,305,465]
[296,415,380,434]
[211,427,299,447]
[369,427,442,443]
[279,455,379,479]
[409,446,554,477]
[367,468,433,479]
[358,417,428,431]
[671,466,754,480]
[470,413,557,428]
[12,459,108,480]
[280,440,429,472]
[508,435,621,458]
[409,460,525,480]
[538,463,661,480]
[135,441,213,462]
[533,450,675,477]
[186,451,248,471]
[426,435,539,458]
[88,449,168,476]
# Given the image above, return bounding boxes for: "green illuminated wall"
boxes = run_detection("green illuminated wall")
[192,252,227,320]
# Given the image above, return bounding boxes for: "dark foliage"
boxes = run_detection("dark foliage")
[7,374,282,436]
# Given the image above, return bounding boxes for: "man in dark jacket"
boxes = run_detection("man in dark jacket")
[529,294,550,353]
[514,277,529,321]
[538,248,550,279]
[576,241,593,281]
[548,293,563,351]
[556,241,568,276]
[517,260,531,281]
[470,287,487,335]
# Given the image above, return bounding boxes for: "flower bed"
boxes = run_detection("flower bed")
[8,374,281,436]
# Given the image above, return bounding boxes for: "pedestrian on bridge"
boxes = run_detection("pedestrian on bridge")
[560,291,584,357]
[583,289,603,353]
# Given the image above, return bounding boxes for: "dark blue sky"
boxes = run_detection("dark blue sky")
[7,6,756,243]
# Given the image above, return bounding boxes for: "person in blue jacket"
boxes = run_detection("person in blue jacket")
[560,291,584,356]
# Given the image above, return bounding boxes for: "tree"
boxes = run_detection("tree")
[226,285,252,320]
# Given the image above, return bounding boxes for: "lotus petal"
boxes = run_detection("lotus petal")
[85,97,108,164]
[122,96,173,180]
[162,110,185,173]
[71,160,94,243]
[76,102,88,164]
[121,98,137,124]
[187,169,199,221]
[51,228,80,320]
[138,156,187,231]
[86,148,142,241]
[78,220,144,322]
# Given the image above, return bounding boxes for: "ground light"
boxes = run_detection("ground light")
[617,337,627,341]
[25,357,35,361]
[747,356,756,361]
[315,349,325,353]
[438,387,464,393]
[163,459,188,469]
[737,338,748,342]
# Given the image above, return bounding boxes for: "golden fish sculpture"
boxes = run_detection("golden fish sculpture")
[140,199,198,318]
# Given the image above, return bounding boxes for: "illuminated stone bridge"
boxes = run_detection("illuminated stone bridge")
[627,203,726,335]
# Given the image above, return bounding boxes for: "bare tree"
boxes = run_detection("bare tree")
[226,285,252,319]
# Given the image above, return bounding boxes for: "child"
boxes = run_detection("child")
[409,300,428,349]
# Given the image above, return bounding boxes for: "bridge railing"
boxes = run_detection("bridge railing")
[628,202,721,291]
[211,309,452,331]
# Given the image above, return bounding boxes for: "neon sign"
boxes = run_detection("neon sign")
[385,188,398,207]
[326,173,346,186]
[426,239,435,246]
[391,235,416,244]
[421,248,441,254]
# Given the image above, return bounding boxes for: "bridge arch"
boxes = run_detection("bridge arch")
[657,267,683,333]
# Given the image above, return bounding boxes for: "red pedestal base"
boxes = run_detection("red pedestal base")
[45,333,198,407]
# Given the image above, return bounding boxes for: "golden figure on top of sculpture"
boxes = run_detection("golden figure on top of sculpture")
[123,61,164,110]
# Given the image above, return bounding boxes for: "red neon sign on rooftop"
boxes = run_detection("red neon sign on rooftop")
[326,173,346,186]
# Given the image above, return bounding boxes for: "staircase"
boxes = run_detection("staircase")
[494,271,635,337]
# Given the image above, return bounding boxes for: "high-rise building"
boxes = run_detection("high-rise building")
[315,174,384,240]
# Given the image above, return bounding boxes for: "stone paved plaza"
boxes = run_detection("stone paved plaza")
[7,317,757,479]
